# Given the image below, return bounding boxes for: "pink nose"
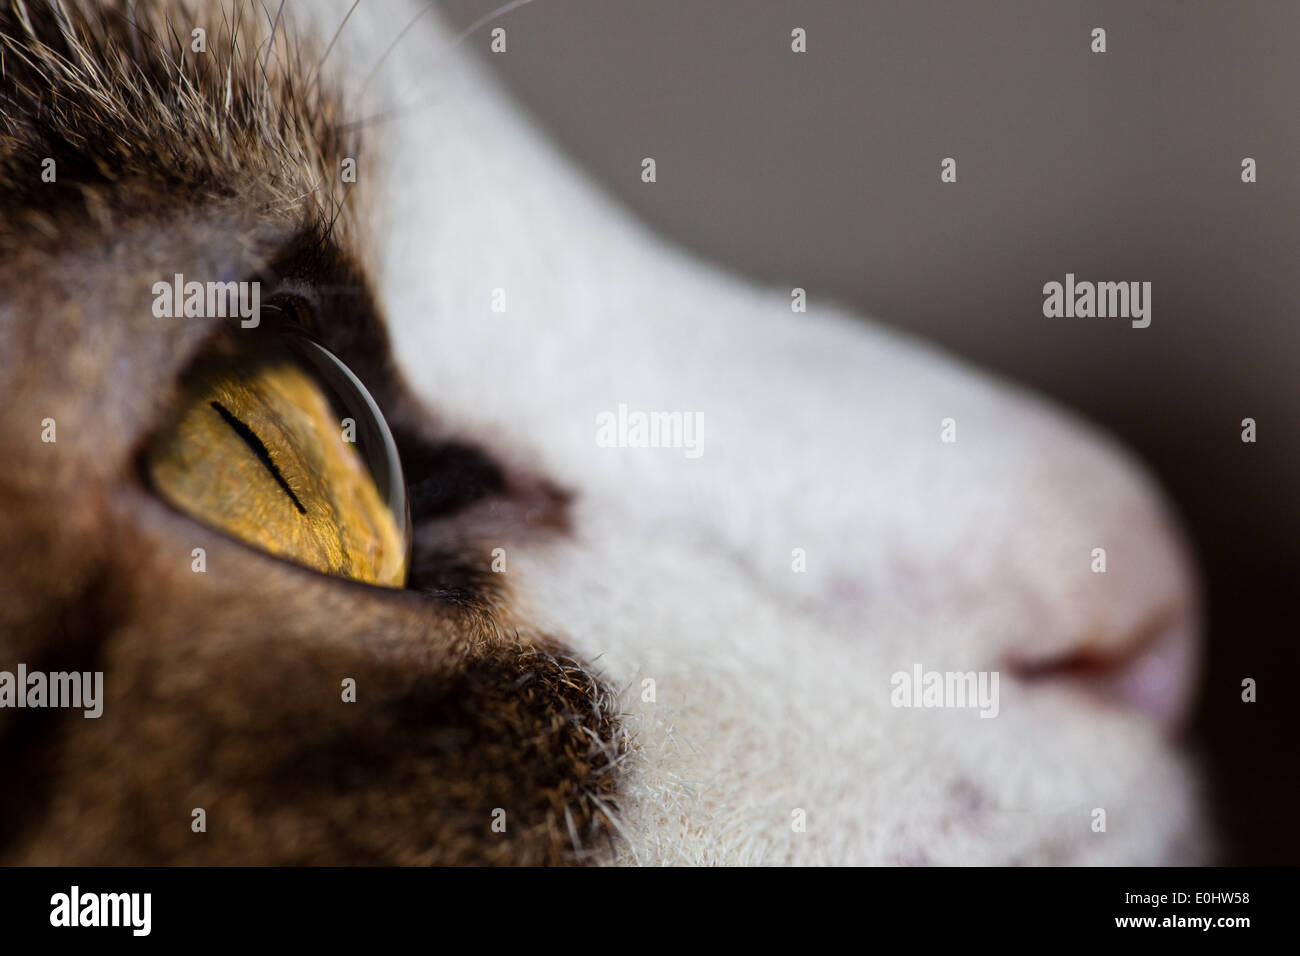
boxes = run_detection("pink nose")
[1008,613,1199,733]
[989,448,1203,735]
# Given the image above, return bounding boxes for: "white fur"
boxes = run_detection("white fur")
[304,1,1204,864]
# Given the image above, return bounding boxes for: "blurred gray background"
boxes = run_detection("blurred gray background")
[436,0,1300,863]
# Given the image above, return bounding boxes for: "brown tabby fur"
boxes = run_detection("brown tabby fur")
[0,0,624,864]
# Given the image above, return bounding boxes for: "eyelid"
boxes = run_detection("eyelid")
[261,294,319,335]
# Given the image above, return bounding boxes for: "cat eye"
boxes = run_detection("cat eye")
[144,321,410,588]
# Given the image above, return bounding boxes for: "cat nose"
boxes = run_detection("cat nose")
[995,456,1201,734]
[1008,612,1198,732]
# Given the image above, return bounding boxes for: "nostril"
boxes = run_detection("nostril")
[1008,615,1198,734]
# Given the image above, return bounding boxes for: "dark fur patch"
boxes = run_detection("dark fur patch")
[0,0,357,254]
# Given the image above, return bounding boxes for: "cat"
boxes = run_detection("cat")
[0,0,1205,865]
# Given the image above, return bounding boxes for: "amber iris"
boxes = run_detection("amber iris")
[146,330,408,587]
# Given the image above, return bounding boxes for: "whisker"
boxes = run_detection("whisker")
[386,0,536,107]
[259,0,285,82]
[344,0,540,133]
[304,0,360,93]
[357,0,436,95]
[446,0,538,51]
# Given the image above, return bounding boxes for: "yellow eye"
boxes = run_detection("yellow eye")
[145,328,409,587]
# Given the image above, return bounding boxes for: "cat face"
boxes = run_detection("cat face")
[0,0,1205,865]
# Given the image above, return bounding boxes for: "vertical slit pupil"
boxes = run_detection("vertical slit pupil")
[209,400,307,515]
